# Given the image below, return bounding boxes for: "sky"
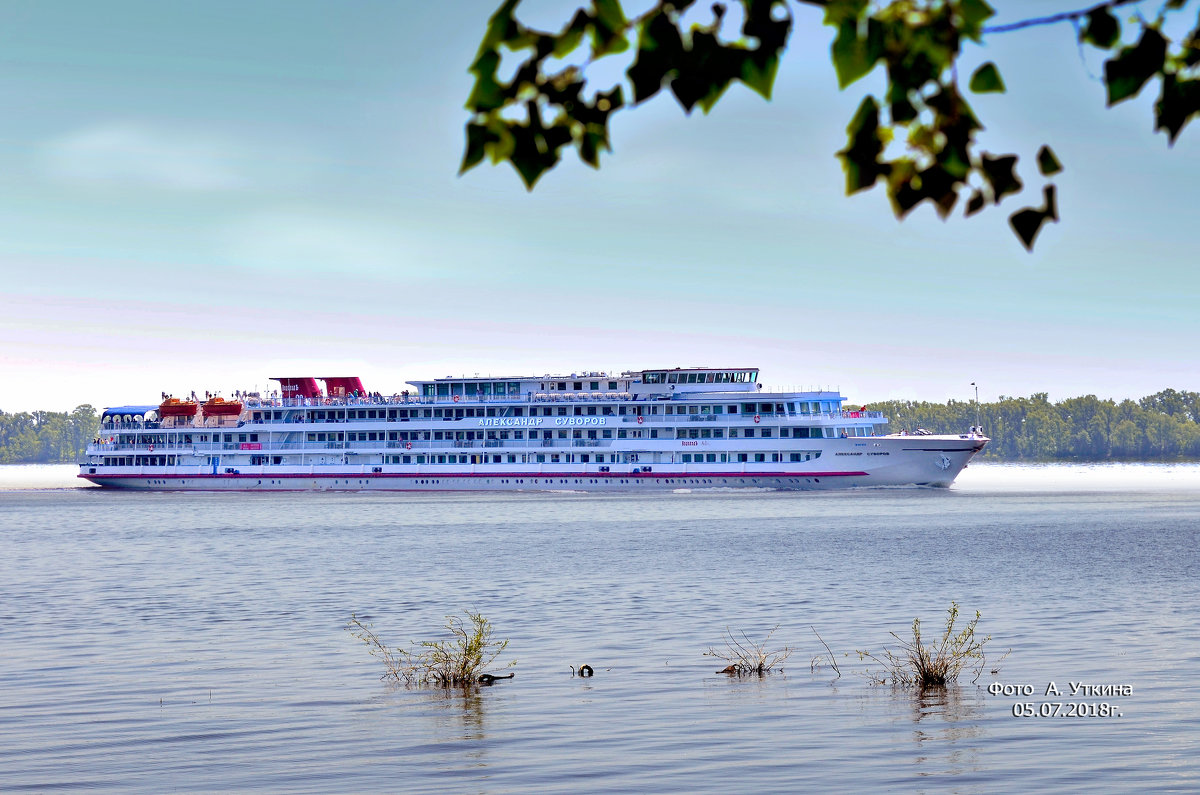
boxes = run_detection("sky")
[0,1,1196,413]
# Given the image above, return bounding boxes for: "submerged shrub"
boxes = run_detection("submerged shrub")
[857,602,992,688]
[705,625,793,676]
[348,610,515,688]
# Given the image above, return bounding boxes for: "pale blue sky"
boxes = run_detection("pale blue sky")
[0,1,1196,412]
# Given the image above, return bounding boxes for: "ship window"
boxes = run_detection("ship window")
[755,453,765,462]
[557,407,567,416]
[551,454,560,462]
[713,429,723,438]
[700,429,711,438]
[761,429,772,438]
[780,428,789,437]
[744,429,755,438]
[729,429,738,438]
[738,453,748,462]
[602,430,612,438]
[706,454,716,462]
[574,407,583,416]
[682,454,692,462]
[608,382,617,390]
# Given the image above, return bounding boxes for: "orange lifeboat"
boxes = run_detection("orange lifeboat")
[201,397,244,418]
[158,398,198,418]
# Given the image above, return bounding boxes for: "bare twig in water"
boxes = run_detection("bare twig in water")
[809,625,841,678]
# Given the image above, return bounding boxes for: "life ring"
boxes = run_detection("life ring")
[637,416,644,424]
[453,395,461,403]
[753,414,761,423]
[149,444,154,452]
[405,442,412,450]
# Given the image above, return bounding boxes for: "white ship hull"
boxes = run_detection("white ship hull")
[80,367,988,492]
[80,436,985,492]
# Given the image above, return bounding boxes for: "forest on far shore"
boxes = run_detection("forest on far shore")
[2,389,1200,464]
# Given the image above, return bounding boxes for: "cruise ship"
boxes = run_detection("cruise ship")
[79,367,988,491]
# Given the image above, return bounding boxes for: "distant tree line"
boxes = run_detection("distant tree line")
[3,391,1200,463]
[870,389,1200,461]
[0,405,99,464]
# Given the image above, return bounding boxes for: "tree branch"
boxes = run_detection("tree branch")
[981,0,1146,35]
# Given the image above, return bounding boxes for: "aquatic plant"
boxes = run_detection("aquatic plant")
[347,610,515,688]
[808,626,842,678]
[705,625,792,676]
[856,602,992,688]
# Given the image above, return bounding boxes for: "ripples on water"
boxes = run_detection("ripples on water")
[0,463,1197,792]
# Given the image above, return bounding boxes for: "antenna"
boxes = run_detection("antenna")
[971,382,980,430]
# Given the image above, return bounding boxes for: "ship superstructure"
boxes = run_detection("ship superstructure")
[80,368,987,491]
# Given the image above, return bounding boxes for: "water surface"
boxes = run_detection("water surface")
[1,463,1197,791]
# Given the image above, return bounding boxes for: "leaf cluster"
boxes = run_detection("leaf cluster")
[857,602,992,688]
[463,0,1200,251]
[462,0,794,188]
[828,0,1064,249]
[347,611,515,688]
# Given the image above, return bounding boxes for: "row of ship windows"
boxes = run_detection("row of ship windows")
[249,401,840,423]
[102,424,873,446]
[100,451,821,467]
[330,426,864,441]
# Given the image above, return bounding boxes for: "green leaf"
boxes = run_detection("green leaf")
[476,0,522,55]
[465,49,506,113]
[968,62,1005,94]
[838,96,885,194]
[980,153,1022,204]
[1155,73,1200,145]
[1080,6,1120,49]
[957,0,995,41]
[740,52,781,100]
[1105,28,1167,106]
[823,0,867,28]
[965,189,985,217]
[627,10,684,104]
[1036,145,1062,177]
[1009,185,1058,252]
[831,18,882,89]
[460,122,491,174]
[590,0,629,57]
[553,10,591,58]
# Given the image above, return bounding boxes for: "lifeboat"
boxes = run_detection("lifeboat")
[201,397,244,418]
[158,398,198,418]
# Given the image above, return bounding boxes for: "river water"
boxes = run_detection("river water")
[1,463,1197,792]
